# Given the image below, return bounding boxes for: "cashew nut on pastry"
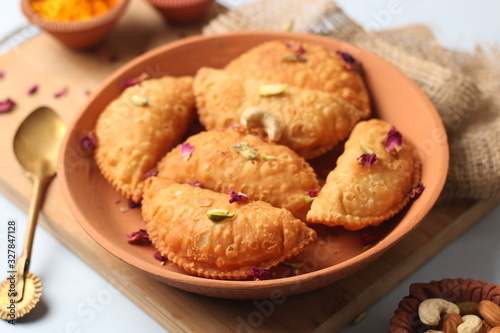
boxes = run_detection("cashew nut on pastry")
[240,107,282,142]
[418,298,460,326]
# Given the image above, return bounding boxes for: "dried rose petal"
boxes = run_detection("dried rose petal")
[337,51,361,70]
[98,46,119,62]
[180,143,194,161]
[26,84,38,95]
[285,42,305,56]
[189,180,201,187]
[119,77,142,90]
[126,229,150,245]
[79,133,96,155]
[360,232,378,246]
[408,182,425,198]
[385,126,403,154]
[128,199,141,209]
[228,188,248,203]
[308,189,319,198]
[357,153,378,167]
[142,167,158,179]
[153,251,167,262]
[319,169,331,179]
[304,189,319,203]
[54,87,68,98]
[250,267,271,281]
[0,98,16,113]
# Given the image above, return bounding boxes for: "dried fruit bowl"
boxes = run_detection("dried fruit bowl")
[390,278,500,332]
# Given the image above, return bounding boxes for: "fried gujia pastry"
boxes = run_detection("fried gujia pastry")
[95,76,195,202]
[193,67,368,159]
[142,177,317,280]
[307,119,421,230]
[224,40,370,114]
[156,129,320,220]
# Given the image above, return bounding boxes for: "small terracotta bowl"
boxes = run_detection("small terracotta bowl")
[145,0,214,24]
[21,0,130,50]
[390,278,500,332]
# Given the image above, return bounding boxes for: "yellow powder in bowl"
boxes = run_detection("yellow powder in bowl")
[31,0,117,22]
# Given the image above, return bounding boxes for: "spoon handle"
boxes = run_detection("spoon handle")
[13,174,53,302]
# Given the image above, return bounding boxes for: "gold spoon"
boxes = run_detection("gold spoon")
[0,106,67,321]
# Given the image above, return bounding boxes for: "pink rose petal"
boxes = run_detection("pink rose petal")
[0,98,16,113]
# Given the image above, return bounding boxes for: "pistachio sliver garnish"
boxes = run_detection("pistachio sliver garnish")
[360,144,382,160]
[130,94,148,106]
[232,142,258,160]
[280,55,307,62]
[360,144,373,154]
[207,209,235,222]
[261,154,276,161]
[259,84,288,97]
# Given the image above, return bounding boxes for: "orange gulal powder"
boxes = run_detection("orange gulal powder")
[31,0,117,22]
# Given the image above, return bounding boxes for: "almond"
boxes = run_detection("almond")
[478,300,500,327]
[481,320,493,332]
[488,327,500,333]
[440,312,464,333]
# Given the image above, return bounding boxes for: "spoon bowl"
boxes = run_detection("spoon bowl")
[0,106,66,321]
[14,106,66,178]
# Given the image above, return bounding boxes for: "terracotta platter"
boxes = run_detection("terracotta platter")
[57,31,448,299]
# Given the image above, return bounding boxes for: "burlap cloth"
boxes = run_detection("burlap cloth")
[204,0,500,202]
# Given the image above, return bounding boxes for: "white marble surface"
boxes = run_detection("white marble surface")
[0,1,499,332]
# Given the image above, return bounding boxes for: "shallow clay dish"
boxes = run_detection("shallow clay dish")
[58,31,448,299]
[21,0,130,49]
[390,278,500,332]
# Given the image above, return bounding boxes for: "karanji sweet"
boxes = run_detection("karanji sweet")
[142,177,317,279]
[306,119,421,230]
[94,76,195,202]
[193,40,371,160]
[156,129,320,221]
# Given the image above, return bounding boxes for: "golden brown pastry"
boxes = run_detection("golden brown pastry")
[193,67,368,159]
[156,129,320,221]
[95,76,195,202]
[224,40,370,114]
[142,177,317,279]
[306,119,421,230]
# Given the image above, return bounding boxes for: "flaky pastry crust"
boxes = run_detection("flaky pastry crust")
[307,119,421,230]
[194,67,368,159]
[224,40,370,114]
[95,76,195,202]
[156,129,319,220]
[142,177,317,279]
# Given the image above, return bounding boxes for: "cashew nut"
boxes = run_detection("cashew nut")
[418,298,460,326]
[457,315,483,333]
[240,107,282,142]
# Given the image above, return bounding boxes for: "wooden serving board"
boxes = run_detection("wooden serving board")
[0,1,498,331]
